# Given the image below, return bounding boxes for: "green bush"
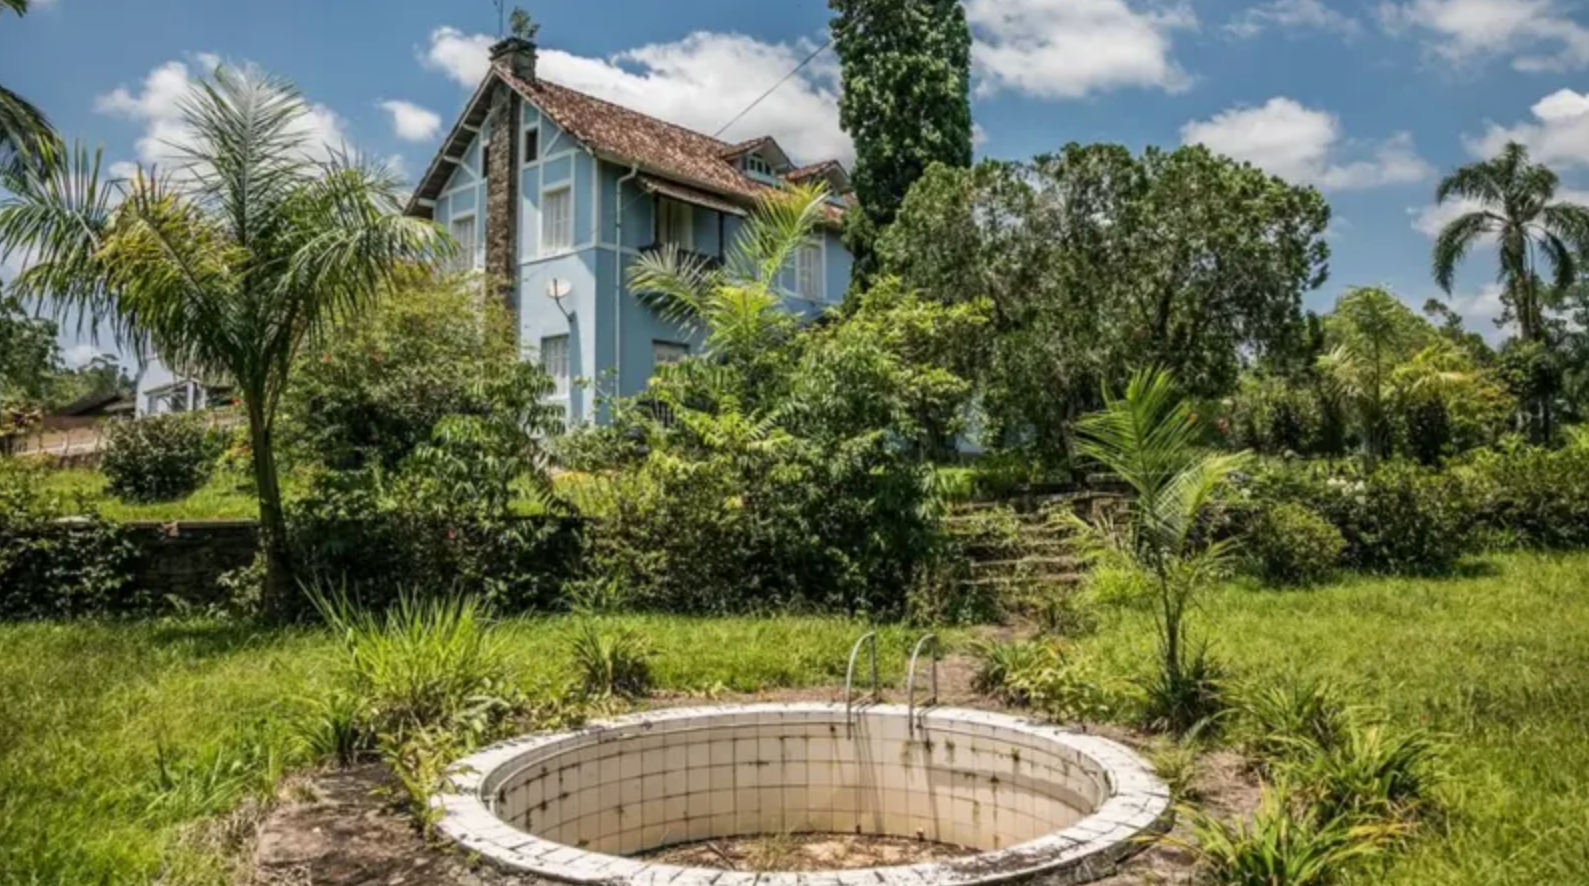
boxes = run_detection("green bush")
[1236,676,1355,768]
[100,413,218,503]
[969,637,1113,722]
[0,460,140,619]
[1457,443,1589,550]
[1248,502,1346,586]
[1250,461,1475,575]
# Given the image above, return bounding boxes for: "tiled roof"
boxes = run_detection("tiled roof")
[500,67,828,210]
[410,65,849,226]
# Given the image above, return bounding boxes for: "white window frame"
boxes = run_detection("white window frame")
[656,198,694,252]
[745,153,775,177]
[795,239,824,301]
[540,334,571,397]
[448,212,479,273]
[541,185,574,255]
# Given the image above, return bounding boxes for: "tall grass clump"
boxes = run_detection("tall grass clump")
[1287,723,1444,826]
[313,590,517,744]
[1174,784,1401,886]
[567,618,654,700]
[1236,676,1356,768]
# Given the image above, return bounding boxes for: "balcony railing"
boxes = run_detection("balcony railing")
[638,242,723,270]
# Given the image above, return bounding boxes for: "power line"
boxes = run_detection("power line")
[710,38,833,140]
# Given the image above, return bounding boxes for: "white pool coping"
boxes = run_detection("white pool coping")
[433,703,1172,885]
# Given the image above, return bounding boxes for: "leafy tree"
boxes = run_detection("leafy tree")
[880,144,1330,465]
[1065,369,1248,735]
[829,0,973,280]
[604,185,982,615]
[0,0,59,174]
[1431,141,1589,439]
[0,67,447,615]
[283,276,525,474]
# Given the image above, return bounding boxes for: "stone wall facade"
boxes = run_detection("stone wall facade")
[123,519,260,608]
[485,86,521,328]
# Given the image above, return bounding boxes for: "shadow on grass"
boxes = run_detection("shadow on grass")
[143,618,307,660]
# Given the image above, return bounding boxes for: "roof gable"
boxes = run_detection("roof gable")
[407,64,848,226]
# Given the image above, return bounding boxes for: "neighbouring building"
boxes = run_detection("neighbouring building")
[405,32,855,425]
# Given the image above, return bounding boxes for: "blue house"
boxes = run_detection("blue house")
[405,34,855,425]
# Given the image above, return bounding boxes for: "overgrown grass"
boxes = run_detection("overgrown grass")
[1076,551,1589,885]
[0,613,946,884]
[36,467,263,521]
[36,466,607,521]
[5,553,1589,884]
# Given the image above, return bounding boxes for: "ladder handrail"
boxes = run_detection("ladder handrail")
[844,632,879,734]
[906,633,939,735]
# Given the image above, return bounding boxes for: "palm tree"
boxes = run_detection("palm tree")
[1317,287,1429,468]
[628,183,829,400]
[0,0,60,174]
[1065,368,1248,735]
[0,66,448,614]
[1433,142,1589,439]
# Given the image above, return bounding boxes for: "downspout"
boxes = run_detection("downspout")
[614,163,640,415]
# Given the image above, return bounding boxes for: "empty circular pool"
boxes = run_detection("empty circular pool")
[435,703,1170,884]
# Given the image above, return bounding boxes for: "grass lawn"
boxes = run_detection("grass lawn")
[37,468,264,522]
[34,467,617,522]
[1074,552,1589,885]
[2,553,1587,884]
[0,614,938,885]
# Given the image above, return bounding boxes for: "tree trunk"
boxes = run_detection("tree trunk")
[246,397,295,619]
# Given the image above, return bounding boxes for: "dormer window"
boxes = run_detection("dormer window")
[745,153,776,177]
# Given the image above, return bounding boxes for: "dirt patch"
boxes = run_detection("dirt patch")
[643,832,978,872]
[250,765,541,886]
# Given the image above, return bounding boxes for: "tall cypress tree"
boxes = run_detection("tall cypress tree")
[829,0,973,282]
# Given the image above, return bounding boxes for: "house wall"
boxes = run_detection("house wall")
[431,88,857,428]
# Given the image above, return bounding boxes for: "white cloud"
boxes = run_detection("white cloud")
[421,26,496,87]
[1408,195,1484,237]
[1466,88,1589,168]
[1227,0,1361,39]
[1181,97,1433,190]
[965,0,1196,99]
[420,28,853,164]
[1377,0,1589,71]
[95,55,353,173]
[380,99,442,143]
[972,123,990,149]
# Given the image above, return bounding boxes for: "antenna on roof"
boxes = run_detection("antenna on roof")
[492,0,505,36]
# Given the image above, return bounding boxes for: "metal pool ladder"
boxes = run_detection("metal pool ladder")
[906,633,939,736]
[844,632,879,735]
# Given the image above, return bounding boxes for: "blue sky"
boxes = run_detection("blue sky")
[6,0,1589,366]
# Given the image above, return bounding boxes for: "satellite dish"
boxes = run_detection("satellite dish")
[546,278,572,301]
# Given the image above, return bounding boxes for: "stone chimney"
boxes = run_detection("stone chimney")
[490,36,537,82]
